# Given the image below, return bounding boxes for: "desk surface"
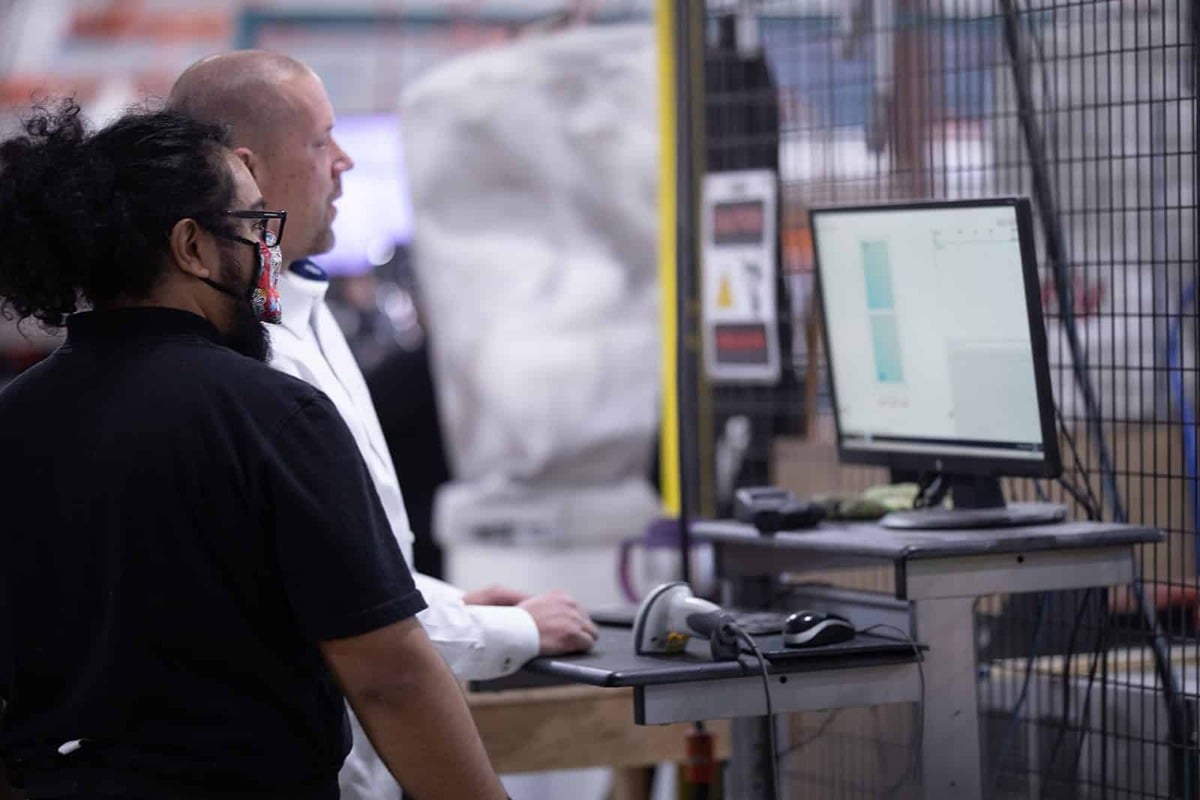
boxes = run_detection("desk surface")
[466,684,735,773]
[475,625,918,692]
[693,518,1161,561]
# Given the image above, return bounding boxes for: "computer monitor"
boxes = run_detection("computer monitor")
[809,197,1063,529]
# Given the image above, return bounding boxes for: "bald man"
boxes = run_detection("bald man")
[168,51,599,800]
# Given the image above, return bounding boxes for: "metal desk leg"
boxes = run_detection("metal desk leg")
[915,595,981,799]
[722,576,791,800]
[727,716,789,800]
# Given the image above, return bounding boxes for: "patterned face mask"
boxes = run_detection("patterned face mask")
[250,231,284,324]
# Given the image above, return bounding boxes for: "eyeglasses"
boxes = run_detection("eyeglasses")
[220,209,287,249]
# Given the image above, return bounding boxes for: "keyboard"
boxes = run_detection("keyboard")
[726,609,789,635]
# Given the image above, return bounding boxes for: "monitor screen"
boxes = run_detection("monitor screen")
[810,197,1060,483]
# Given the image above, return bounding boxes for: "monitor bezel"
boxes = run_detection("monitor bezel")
[809,196,1062,480]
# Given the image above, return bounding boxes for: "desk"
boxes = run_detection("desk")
[693,518,1163,799]
[467,684,731,800]
[475,625,922,798]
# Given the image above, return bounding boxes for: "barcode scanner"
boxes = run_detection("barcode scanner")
[734,486,826,535]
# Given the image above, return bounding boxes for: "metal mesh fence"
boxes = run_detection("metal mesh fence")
[694,1,1197,796]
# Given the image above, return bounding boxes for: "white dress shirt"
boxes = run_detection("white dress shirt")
[270,265,539,800]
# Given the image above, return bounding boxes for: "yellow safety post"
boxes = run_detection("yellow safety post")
[656,0,681,516]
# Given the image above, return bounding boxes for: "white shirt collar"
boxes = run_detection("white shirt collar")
[277,265,329,339]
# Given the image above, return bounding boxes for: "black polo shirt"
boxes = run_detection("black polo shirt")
[0,307,426,799]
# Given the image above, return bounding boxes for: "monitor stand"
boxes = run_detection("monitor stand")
[879,475,1067,530]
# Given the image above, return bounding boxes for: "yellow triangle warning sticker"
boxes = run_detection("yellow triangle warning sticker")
[717,275,733,309]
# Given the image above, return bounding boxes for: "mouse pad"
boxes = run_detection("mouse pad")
[751,631,918,662]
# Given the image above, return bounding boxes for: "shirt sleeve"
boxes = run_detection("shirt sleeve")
[264,393,427,641]
[412,574,540,681]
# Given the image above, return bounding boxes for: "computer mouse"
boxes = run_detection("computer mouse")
[782,610,855,648]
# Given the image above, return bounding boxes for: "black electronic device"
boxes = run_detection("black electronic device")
[733,486,826,534]
[782,610,856,648]
[809,197,1066,530]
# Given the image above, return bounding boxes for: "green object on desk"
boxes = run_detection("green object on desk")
[819,483,919,521]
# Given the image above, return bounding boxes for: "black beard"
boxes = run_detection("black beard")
[217,251,271,362]
[224,297,271,362]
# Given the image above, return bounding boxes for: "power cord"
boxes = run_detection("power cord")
[1053,403,1103,519]
[1040,588,1092,789]
[764,623,924,796]
[730,624,781,800]
[734,622,924,797]
[989,592,1050,789]
[991,19,1183,787]
[775,708,842,758]
[1065,615,1108,789]
[1000,0,1126,525]
[1047,412,1110,792]
[1055,475,1101,522]
[1051,406,1190,794]
[913,473,948,510]
[857,623,926,798]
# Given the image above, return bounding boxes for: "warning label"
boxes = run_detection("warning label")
[701,170,780,383]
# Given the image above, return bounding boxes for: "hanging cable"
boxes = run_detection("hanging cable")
[998,4,1193,794]
[732,625,780,800]
[989,593,1050,789]
[999,0,1124,523]
[858,623,925,798]
[1054,404,1103,516]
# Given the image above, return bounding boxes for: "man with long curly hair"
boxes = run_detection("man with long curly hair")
[0,102,506,800]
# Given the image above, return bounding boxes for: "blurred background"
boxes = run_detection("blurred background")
[0,0,650,384]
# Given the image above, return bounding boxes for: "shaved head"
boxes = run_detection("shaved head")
[171,50,352,262]
[167,50,311,151]
[170,50,355,264]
